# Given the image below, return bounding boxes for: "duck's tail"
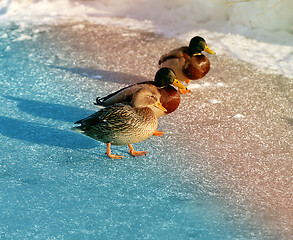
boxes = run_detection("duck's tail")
[71,126,84,133]
[94,97,106,107]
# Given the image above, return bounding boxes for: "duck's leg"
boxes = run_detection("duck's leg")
[128,144,148,157]
[153,130,165,136]
[106,143,124,159]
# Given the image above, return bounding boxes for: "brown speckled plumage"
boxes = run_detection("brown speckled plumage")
[73,87,166,159]
[75,104,158,146]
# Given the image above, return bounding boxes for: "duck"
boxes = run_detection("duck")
[94,68,186,136]
[95,68,186,116]
[72,87,167,159]
[159,36,215,93]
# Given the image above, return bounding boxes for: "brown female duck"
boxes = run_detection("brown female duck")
[73,88,167,159]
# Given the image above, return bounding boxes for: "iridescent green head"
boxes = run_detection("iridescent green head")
[189,36,215,55]
[154,68,187,90]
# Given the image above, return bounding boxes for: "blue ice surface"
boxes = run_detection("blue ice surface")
[0,23,275,239]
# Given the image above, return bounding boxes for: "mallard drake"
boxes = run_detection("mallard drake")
[95,68,186,118]
[73,88,167,159]
[94,68,185,136]
[159,36,215,93]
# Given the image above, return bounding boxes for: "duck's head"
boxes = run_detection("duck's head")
[154,67,188,91]
[189,36,215,55]
[131,88,167,112]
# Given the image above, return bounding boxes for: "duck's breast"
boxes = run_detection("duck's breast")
[159,86,180,114]
[184,54,210,80]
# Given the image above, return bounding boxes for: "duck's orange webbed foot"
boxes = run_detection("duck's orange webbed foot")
[128,144,148,157]
[106,143,124,159]
[153,130,165,136]
[107,153,124,159]
[179,88,191,94]
[185,80,191,84]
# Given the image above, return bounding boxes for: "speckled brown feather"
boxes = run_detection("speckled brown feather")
[74,103,158,146]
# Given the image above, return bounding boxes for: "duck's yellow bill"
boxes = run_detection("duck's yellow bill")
[204,45,215,55]
[154,101,167,112]
[172,78,188,90]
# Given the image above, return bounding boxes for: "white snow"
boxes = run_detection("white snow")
[0,0,292,78]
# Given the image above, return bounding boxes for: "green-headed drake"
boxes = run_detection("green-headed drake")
[95,68,186,118]
[73,88,167,159]
[159,36,215,93]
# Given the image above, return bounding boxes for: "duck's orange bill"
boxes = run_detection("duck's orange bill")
[172,78,188,90]
[154,101,167,112]
[204,45,215,55]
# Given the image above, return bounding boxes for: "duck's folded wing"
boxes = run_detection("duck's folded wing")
[74,111,104,127]
[94,83,154,106]
[94,85,131,106]
[75,104,130,127]
[159,47,188,65]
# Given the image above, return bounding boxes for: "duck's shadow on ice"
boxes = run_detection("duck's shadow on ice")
[5,96,94,123]
[49,65,150,85]
[0,115,98,150]
[1,96,99,150]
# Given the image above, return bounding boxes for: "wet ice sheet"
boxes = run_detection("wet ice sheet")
[0,22,292,239]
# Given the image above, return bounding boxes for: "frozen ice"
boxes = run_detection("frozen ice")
[92,75,103,80]
[210,99,221,104]
[0,1,293,239]
[234,114,245,119]
[0,21,292,240]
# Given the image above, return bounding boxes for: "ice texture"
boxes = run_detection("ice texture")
[0,22,292,239]
[1,0,293,78]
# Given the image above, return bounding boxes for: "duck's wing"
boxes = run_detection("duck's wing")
[75,104,129,127]
[95,82,154,106]
[95,85,131,106]
[74,111,104,127]
[158,46,189,65]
